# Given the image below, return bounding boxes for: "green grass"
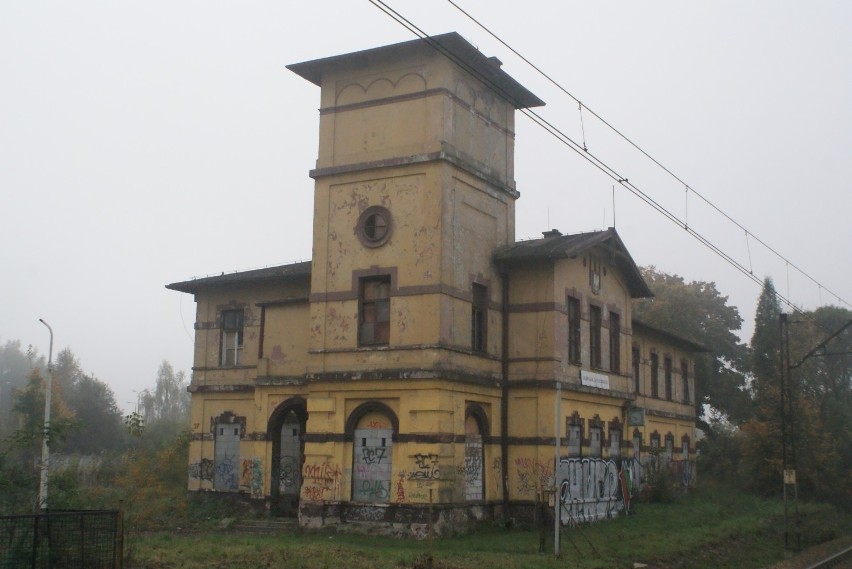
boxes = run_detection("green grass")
[126,484,852,569]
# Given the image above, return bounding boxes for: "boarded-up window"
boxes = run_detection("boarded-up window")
[352,411,393,503]
[214,422,240,490]
[464,414,484,501]
[589,426,602,458]
[567,424,582,457]
[609,429,621,459]
[664,434,674,462]
[279,411,301,497]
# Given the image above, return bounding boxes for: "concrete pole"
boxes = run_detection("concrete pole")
[554,381,561,556]
[38,318,54,511]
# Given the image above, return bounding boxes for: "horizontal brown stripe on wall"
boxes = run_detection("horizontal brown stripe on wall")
[188,384,256,394]
[508,302,563,313]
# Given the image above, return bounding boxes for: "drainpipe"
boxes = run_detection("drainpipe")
[500,272,510,518]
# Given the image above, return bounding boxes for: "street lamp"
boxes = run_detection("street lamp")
[38,318,54,511]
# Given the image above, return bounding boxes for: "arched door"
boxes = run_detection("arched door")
[269,399,306,516]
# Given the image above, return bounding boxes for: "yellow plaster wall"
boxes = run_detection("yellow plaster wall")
[314,53,516,187]
[263,303,310,377]
[190,278,309,387]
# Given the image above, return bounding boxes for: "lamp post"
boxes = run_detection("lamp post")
[38,318,54,511]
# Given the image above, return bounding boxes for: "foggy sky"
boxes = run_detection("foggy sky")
[2,1,850,412]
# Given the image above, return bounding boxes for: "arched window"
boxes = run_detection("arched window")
[348,403,397,503]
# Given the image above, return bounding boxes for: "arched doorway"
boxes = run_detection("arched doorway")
[269,397,307,516]
[346,402,398,504]
[464,405,487,502]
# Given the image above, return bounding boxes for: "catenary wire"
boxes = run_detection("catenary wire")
[366,0,833,326]
[444,0,851,312]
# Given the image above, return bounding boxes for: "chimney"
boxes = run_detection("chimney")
[542,229,562,238]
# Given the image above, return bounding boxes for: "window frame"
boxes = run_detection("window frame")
[650,352,659,398]
[567,296,582,364]
[609,311,620,373]
[220,309,244,367]
[359,276,391,347]
[681,359,691,403]
[471,283,487,353]
[632,345,641,394]
[589,304,602,369]
[664,356,673,401]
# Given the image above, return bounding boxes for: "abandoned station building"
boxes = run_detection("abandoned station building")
[167,33,702,534]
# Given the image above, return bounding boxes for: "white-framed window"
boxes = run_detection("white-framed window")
[220,309,244,366]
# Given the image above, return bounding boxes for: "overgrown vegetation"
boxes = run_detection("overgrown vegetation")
[123,483,851,569]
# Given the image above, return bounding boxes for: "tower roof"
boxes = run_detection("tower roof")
[287,32,544,110]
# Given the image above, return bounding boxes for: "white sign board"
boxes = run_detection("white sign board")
[581,370,610,390]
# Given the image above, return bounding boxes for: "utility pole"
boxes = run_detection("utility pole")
[554,380,561,556]
[38,318,54,511]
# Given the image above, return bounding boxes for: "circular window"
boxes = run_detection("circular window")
[356,206,393,248]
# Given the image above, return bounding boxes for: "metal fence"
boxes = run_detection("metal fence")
[0,510,122,569]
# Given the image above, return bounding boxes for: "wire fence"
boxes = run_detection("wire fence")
[0,509,122,569]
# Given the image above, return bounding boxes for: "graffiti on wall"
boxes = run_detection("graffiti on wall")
[408,453,440,481]
[214,454,239,490]
[188,458,214,482]
[302,462,343,501]
[240,457,264,499]
[557,458,623,524]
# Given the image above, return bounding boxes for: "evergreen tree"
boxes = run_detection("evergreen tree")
[740,278,784,493]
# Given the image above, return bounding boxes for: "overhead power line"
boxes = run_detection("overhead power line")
[444,0,850,313]
[366,0,848,325]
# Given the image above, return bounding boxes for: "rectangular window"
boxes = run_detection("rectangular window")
[471,283,487,353]
[220,309,244,366]
[567,296,581,364]
[664,356,673,400]
[609,312,620,373]
[650,352,659,398]
[681,360,690,403]
[359,276,391,346]
[589,426,602,458]
[632,346,640,394]
[590,305,602,369]
[567,424,582,457]
[609,430,621,458]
